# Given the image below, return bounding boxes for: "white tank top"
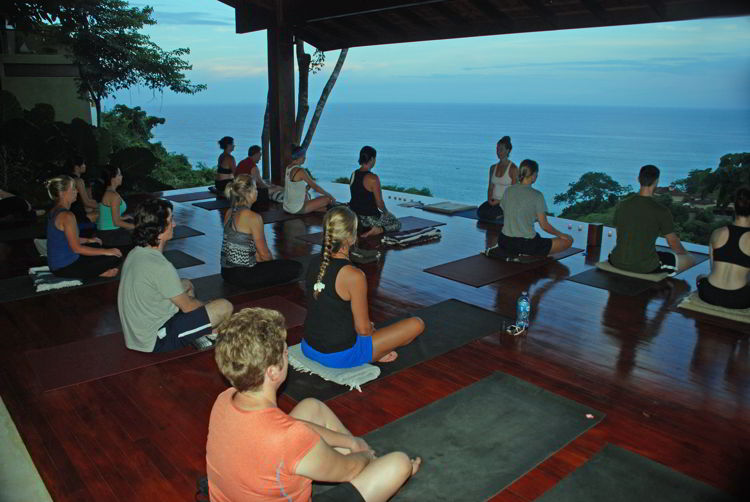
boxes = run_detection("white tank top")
[491,162,513,200]
[283,166,308,214]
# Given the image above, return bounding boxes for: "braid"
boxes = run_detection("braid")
[314,219,335,299]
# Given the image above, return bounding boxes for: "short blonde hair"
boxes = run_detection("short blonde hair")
[215,308,287,392]
[45,175,73,200]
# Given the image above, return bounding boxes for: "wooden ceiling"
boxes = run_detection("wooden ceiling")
[217,0,750,51]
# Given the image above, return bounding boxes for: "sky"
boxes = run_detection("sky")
[111,0,750,110]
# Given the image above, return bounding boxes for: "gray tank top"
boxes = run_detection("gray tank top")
[220,205,257,268]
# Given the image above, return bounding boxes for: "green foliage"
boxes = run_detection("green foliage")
[670,168,713,196]
[333,176,349,184]
[9,1,206,125]
[554,172,632,206]
[703,153,750,208]
[382,185,432,197]
[101,104,165,147]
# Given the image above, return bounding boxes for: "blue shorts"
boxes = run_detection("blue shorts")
[301,335,373,368]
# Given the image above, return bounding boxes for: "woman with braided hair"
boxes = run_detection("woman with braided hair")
[302,206,424,368]
[220,175,303,290]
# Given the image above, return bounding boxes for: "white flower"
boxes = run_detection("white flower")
[313,281,325,293]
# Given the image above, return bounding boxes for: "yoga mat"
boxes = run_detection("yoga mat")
[0,249,204,303]
[173,225,205,240]
[452,208,480,220]
[296,216,446,245]
[0,223,45,242]
[424,247,583,288]
[25,296,306,392]
[535,444,736,502]
[164,191,215,202]
[282,299,510,402]
[316,372,604,502]
[258,207,307,224]
[190,254,313,301]
[193,199,230,210]
[566,249,710,296]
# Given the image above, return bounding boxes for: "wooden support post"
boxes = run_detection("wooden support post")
[267,22,295,185]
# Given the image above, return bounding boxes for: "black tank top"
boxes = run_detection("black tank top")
[713,225,750,268]
[349,170,379,216]
[304,256,357,353]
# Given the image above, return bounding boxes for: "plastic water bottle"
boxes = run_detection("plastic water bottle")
[516,291,531,330]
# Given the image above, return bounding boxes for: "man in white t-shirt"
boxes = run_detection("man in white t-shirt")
[117,199,233,352]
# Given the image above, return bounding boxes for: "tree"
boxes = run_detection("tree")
[4,0,206,127]
[260,41,348,177]
[702,153,750,208]
[670,168,713,196]
[554,172,632,207]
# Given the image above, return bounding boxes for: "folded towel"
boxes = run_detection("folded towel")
[678,292,750,323]
[383,227,441,247]
[595,261,669,282]
[29,266,82,292]
[287,344,380,391]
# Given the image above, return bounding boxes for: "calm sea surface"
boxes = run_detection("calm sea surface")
[136,102,750,213]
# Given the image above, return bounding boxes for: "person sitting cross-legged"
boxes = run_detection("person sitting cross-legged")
[117,198,233,353]
[491,159,573,259]
[609,164,694,275]
[349,145,401,238]
[302,206,424,367]
[206,307,421,502]
[695,186,750,309]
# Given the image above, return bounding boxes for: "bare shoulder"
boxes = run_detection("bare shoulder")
[710,226,730,248]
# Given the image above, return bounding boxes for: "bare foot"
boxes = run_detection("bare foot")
[377,351,398,363]
[99,268,119,278]
[411,457,422,475]
[361,226,384,238]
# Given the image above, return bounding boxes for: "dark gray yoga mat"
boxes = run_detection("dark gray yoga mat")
[0,223,45,242]
[164,190,215,202]
[281,299,510,402]
[99,225,205,247]
[566,248,710,296]
[193,198,230,210]
[316,372,604,502]
[0,249,204,303]
[535,444,737,502]
[296,216,446,245]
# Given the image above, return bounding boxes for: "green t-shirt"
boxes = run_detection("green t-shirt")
[610,195,674,273]
[117,246,184,352]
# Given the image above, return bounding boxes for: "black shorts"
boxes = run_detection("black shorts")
[153,306,212,353]
[697,277,750,310]
[313,482,366,502]
[498,232,552,257]
[650,250,678,275]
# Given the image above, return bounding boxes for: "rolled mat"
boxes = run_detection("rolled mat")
[315,371,604,502]
[281,299,510,402]
[25,295,306,392]
[424,247,583,288]
[534,444,736,502]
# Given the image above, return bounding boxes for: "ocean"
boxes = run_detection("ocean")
[134,102,750,214]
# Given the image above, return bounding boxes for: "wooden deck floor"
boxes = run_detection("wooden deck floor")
[1,183,747,501]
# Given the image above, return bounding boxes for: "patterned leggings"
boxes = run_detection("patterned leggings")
[358,211,401,233]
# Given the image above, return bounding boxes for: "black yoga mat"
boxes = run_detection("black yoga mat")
[0,223,45,242]
[315,372,604,502]
[193,198,230,210]
[281,299,510,402]
[535,444,736,502]
[296,216,446,245]
[565,249,710,296]
[424,247,583,288]
[0,249,204,303]
[98,225,205,247]
[164,190,215,202]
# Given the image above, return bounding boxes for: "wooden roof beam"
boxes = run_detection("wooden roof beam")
[295,0,448,23]
[579,0,609,24]
[645,0,667,20]
[469,0,515,31]
[429,1,468,26]
[520,0,557,28]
